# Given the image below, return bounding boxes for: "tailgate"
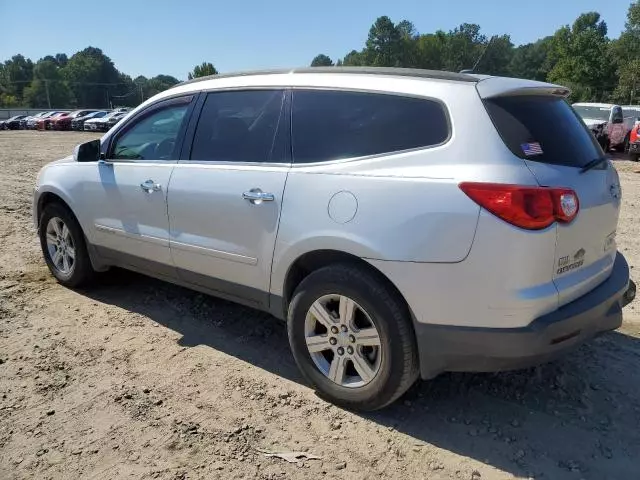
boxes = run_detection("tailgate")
[525,161,620,305]
[483,92,622,306]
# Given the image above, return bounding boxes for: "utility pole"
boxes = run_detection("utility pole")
[44,80,51,109]
[139,83,144,104]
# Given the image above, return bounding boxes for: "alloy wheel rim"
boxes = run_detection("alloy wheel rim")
[45,217,76,276]
[304,294,382,388]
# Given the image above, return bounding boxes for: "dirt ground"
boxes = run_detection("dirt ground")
[1,131,640,480]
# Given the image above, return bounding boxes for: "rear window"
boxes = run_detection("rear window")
[292,90,449,163]
[484,96,602,168]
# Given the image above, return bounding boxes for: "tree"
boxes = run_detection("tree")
[610,1,640,95]
[188,62,218,80]
[142,74,180,99]
[476,35,513,75]
[364,16,403,66]
[342,49,367,66]
[414,32,447,70]
[508,38,553,81]
[612,59,640,104]
[2,54,34,102]
[55,53,68,68]
[310,54,334,67]
[547,12,617,101]
[62,47,121,107]
[23,59,74,108]
[442,23,486,72]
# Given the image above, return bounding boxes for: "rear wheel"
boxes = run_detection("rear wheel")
[287,264,418,411]
[39,203,95,288]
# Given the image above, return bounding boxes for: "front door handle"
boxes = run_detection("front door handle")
[242,188,275,205]
[140,179,161,193]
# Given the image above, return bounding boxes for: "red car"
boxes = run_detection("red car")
[51,110,97,131]
[629,122,640,161]
[37,112,68,130]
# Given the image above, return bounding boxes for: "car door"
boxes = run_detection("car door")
[81,95,195,278]
[168,89,289,308]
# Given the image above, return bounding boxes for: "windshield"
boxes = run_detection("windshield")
[485,95,603,168]
[573,105,611,121]
[623,108,640,119]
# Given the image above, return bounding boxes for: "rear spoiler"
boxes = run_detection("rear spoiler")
[475,77,571,99]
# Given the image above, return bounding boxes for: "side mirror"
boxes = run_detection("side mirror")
[73,139,101,162]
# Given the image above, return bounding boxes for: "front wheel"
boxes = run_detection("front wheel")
[287,264,418,411]
[39,203,95,288]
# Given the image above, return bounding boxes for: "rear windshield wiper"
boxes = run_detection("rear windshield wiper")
[580,156,608,174]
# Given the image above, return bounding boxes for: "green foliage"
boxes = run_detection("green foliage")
[0,47,189,108]
[320,8,638,103]
[2,54,34,102]
[310,54,334,67]
[547,13,617,101]
[23,59,75,108]
[62,47,122,107]
[188,62,218,80]
[508,38,553,81]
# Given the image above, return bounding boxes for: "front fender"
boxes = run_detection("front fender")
[34,164,88,238]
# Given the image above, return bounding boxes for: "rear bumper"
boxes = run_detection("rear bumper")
[415,252,633,379]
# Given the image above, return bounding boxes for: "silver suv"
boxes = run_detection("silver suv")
[33,67,635,410]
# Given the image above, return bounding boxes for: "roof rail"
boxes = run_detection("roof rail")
[173,66,479,88]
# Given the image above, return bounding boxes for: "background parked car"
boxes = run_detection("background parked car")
[629,122,640,161]
[102,112,127,131]
[623,105,640,125]
[37,112,67,130]
[26,112,58,130]
[20,112,47,129]
[52,110,98,131]
[573,103,635,152]
[3,115,28,130]
[84,111,122,131]
[72,111,108,131]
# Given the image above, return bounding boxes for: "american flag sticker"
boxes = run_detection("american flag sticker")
[521,142,543,156]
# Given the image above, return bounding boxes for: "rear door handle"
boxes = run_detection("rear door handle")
[140,179,161,193]
[242,188,274,204]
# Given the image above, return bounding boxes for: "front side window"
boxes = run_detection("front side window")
[111,99,191,161]
[190,90,285,162]
[291,90,450,164]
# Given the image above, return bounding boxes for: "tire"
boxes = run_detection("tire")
[623,133,631,154]
[287,264,418,411]
[39,203,95,288]
[631,154,640,162]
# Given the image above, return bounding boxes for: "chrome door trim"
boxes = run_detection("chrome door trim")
[94,224,169,247]
[170,239,258,265]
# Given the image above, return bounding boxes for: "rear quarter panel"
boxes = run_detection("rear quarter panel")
[270,77,538,297]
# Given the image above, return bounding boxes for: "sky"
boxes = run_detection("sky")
[0,0,633,80]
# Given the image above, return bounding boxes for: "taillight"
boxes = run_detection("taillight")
[459,183,579,230]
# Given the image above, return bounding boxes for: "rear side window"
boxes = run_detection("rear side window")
[291,90,449,164]
[190,90,285,162]
[484,96,602,168]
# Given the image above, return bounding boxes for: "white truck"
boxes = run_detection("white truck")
[573,103,635,152]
